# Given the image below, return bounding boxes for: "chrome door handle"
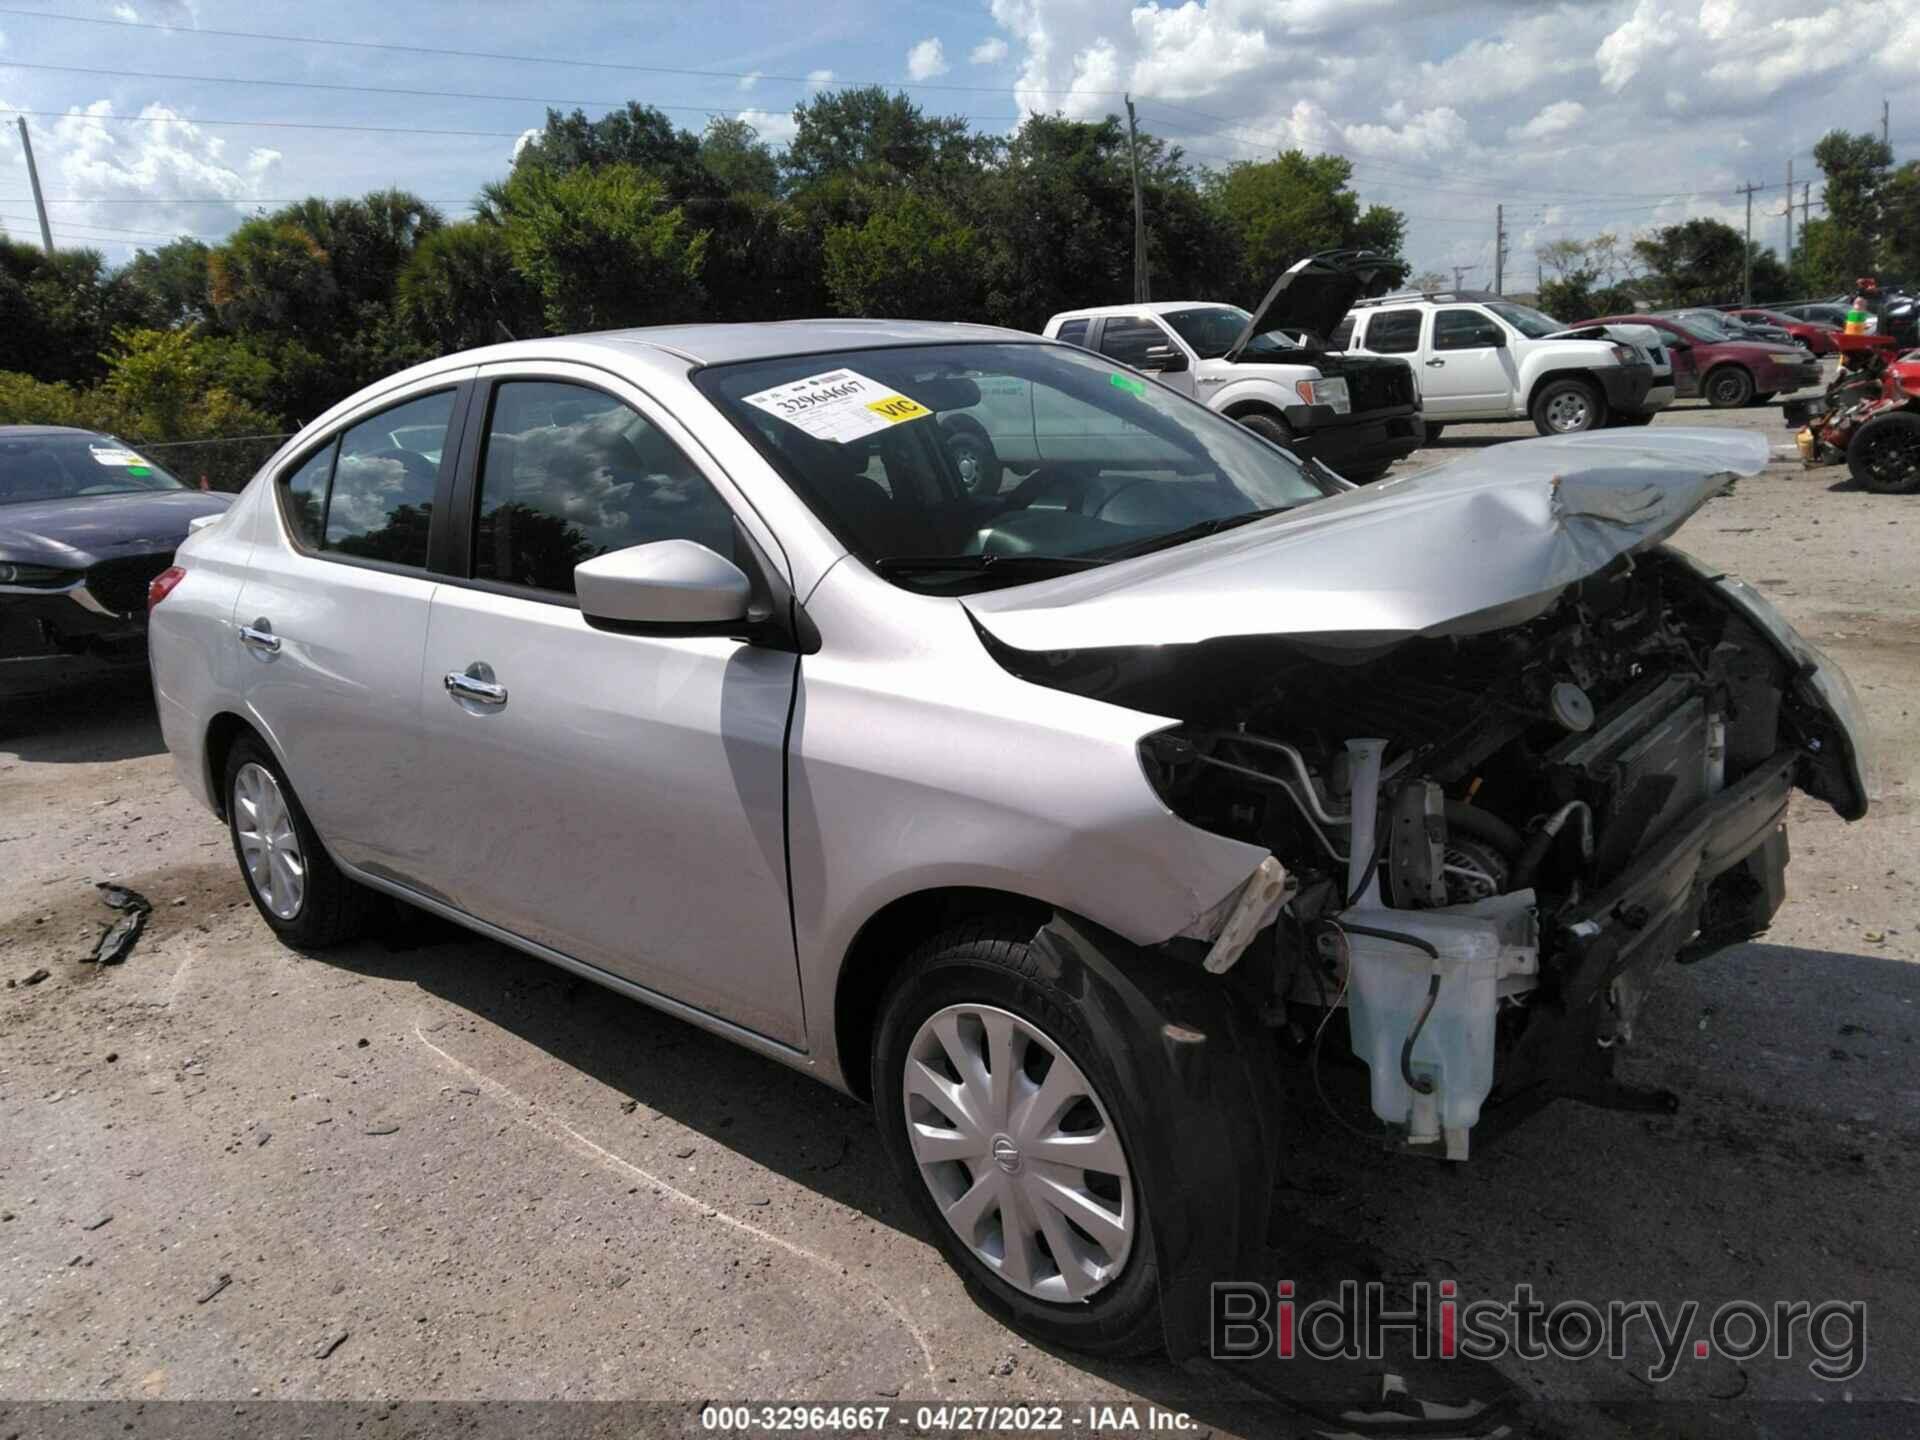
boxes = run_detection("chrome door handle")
[1424,358,1445,367]
[444,666,508,707]
[238,621,281,653]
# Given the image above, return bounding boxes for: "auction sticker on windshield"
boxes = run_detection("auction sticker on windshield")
[741,369,931,444]
[89,446,149,467]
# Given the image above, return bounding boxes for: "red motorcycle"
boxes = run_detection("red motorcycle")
[1784,332,1920,493]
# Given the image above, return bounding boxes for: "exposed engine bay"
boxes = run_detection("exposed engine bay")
[1014,546,1864,1159]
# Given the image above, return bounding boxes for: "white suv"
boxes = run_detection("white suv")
[1045,251,1424,482]
[1338,292,1656,435]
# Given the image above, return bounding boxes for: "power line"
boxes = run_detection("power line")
[0,61,1024,125]
[0,107,529,140]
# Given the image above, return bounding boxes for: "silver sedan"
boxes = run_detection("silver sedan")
[149,321,1868,1356]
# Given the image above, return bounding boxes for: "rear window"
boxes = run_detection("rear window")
[1054,318,1091,348]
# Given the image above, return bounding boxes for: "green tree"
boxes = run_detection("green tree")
[493,164,709,332]
[1879,161,1920,284]
[119,238,213,329]
[0,239,151,385]
[1207,151,1406,300]
[1632,218,1768,305]
[700,116,780,197]
[1807,130,1891,289]
[823,189,986,319]
[784,87,982,188]
[506,102,711,196]
[98,328,279,443]
[398,221,542,351]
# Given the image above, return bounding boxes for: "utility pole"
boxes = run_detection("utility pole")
[1884,98,1891,150]
[16,118,54,256]
[1784,157,1793,274]
[1493,204,1505,295]
[1123,95,1149,304]
[1737,181,1759,303]
[1450,265,1471,290]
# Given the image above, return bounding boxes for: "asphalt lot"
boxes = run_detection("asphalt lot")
[3,388,1917,1437]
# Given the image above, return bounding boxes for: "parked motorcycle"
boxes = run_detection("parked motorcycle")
[1783,333,1920,493]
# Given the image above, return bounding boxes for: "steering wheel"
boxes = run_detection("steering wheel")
[996,463,1099,515]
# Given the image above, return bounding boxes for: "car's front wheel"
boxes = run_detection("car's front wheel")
[224,737,372,948]
[1847,411,1920,494]
[1531,377,1607,435]
[872,922,1161,1355]
[1704,365,1755,409]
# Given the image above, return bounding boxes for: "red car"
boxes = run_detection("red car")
[1724,307,1841,356]
[1579,313,1825,408]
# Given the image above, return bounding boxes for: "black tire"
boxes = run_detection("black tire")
[1704,365,1755,409]
[1338,460,1394,482]
[1422,424,1444,441]
[1530,377,1608,435]
[941,417,1002,495]
[872,920,1163,1357]
[1847,411,1920,494]
[1235,412,1296,451]
[223,736,373,948]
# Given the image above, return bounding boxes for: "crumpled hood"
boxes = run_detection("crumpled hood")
[0,490,232,567]
[965,429,1768,654]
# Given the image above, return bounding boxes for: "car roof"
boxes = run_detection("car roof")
[1352,290,1503,308]
[1047,301,1233,322]
[0,424,109,439]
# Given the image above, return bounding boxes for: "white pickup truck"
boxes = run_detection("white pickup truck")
[1044,250,1425,481]
[1335,291,1657,435]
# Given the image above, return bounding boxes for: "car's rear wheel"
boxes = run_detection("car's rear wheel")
[1531,377,1607,435]
[224,737,372,948]
[872,922,1162,1356]
[1847,411,1920,494]
[1704,365,1754,408]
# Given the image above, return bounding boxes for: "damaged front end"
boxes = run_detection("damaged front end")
[973,431,1871,1160]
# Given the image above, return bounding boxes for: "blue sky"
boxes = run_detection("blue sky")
[0,0,1913,298]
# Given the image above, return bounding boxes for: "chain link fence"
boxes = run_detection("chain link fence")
[132,433,296,494]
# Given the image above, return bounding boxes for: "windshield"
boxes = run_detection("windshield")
[0,433,186,505]
[1666,314,1735,341]
[1161,306,1296,360]
[1485,301,1564,338]
[697,342,1333,593]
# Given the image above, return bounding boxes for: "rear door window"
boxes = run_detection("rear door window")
[1054,319,1091,348]
[1362,309,1423,354]
[275,390,454,569]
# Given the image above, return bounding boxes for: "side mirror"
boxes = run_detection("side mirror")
[1485,329,1508,349]
[575,539,750,632]
[1141,345,1189,374]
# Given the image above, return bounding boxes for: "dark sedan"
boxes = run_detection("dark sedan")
[1723,307,1841,356]
[1,426,231,692]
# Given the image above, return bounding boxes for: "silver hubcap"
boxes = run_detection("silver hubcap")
[1546,390,1591,431]
[904,1004,1134,1304]
[233,762,305,921]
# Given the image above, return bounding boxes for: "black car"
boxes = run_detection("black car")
[1,426,232,692]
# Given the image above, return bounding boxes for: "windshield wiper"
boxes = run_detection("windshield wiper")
[872,553,1106,577]
[1097,506,1293,561]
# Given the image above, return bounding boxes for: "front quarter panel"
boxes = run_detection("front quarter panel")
[790,559,1271,1087]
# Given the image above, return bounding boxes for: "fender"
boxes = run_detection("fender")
[1028,912,1280,1359]
[1205,370,1321,419]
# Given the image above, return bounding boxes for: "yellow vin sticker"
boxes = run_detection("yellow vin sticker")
[866,394,931,423]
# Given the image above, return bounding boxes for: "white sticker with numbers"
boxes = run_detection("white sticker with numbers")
[740,368,932,444]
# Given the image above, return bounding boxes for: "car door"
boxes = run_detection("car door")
[1420,307,1517,414]
[1352,307,1432,404]
[1642,320,1701,396]
[411,364,805,1047]
[231,375,472,884]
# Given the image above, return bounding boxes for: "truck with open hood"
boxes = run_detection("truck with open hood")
[1044,249,1425,481]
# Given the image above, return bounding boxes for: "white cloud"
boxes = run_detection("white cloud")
[906,38,949,81]
[33,101,280,244]
[737,71,762,92]
[805,68,834,88]
[512,127,541,162]
[736,107,799,146]
[1509,100,1587,142]
[970,37,1009,64]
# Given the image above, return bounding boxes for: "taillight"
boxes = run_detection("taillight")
[148,565,186,612]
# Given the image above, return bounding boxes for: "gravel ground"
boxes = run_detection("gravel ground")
[3,389,1916,1437]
